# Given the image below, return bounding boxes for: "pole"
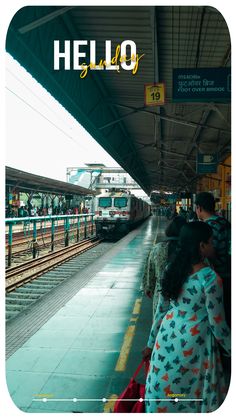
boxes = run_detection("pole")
[51,218,55,251]
[65,217,69,246]
[84,215,87,239]
[77,217,80,242]
[32,220,37,259]
[8,223,13,268]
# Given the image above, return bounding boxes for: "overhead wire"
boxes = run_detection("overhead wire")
[6,86,90,152]
[6,54,96,154]
[6,67,73,131]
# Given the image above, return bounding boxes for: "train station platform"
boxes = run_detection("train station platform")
[6,216,165,413]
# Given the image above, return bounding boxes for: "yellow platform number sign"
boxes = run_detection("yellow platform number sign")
[145,83,165,106]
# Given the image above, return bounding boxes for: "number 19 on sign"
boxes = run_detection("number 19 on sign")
[145,83,165,106]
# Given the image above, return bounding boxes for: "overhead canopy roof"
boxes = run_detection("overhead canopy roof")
[6,166,96,196]
[6,6,231,195]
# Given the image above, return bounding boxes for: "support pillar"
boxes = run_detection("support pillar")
[65,217,70,246]
[84,216,87,239]
[51,218,55,251]
[8,223,13,268]
[32,220,38,259]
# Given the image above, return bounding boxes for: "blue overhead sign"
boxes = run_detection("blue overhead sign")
[196,153,218,174]
[173,68,231,102]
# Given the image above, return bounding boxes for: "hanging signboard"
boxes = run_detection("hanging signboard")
[145,83,165,106]
[196,153,218,174]
[173,68,231,102]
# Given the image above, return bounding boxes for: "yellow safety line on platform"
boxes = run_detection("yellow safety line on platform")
[115,297,142,372]
[132,298,142,315]
[129,316,139,323]
[103,394,118,413]
[115,325,136,371]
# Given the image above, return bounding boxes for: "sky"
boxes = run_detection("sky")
[6,53,120,183]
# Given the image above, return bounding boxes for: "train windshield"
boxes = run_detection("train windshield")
[98,197,112,208]
[114,197,128,208]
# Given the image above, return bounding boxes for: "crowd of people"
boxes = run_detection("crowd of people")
[155,205,199,222]
[142,192,231,413]
[6,204,89,218]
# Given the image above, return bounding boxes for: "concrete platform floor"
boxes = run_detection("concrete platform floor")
[6,216,166,413]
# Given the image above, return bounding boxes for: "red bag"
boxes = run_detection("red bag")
[114,360,149,413]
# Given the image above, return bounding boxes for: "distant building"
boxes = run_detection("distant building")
[66,164,142,193]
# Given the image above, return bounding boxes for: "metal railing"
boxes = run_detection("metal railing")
[5,214,95,267]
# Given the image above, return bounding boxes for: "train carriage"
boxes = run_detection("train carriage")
[94,191,151,238]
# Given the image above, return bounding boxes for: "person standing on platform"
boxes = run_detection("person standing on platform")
[179,207,187,219]
[18,206,24,217]
[186,206,197,222]
[22,207,28,216]
[142,222,230,413]
[195,192,231,327]
[143,216,186,317]
[30,206,35,216]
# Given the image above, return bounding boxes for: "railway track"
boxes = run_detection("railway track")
[6,239,114,321]
[5,224,81,247]
[5,234,75,267]
[5,233,66,263]
[5,225,90,261]
[6,237,101,292]
[5,229,64,248]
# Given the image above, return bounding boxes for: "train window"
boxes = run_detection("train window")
[114,197,128,208]
[98,197,112,207]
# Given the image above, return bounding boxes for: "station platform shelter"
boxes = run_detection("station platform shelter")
[6,166,96,218]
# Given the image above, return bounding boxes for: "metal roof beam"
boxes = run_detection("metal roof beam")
[98,107,145,130]
[18,7,74,34]
[106,102,230,134]
[60,12,149,192]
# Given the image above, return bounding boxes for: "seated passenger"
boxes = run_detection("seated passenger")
[143,216,186,317]
[142,221,231,413]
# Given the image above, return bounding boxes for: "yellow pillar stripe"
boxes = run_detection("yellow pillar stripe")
[132,298,142,315]
[115,324,136,372]
[103,394,118,413]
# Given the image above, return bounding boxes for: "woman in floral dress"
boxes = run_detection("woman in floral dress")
[143,216,186,316]
[143,222,231,413]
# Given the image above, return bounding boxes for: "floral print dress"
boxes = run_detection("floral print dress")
[145,266,231,413]
[143,241,170,316]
